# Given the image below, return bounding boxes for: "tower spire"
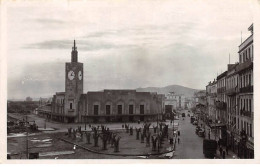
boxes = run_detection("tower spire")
[74,40,76,50]
[71,40,78,62]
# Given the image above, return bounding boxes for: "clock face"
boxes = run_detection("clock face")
[68,70,75,80]
[78,71,82,80]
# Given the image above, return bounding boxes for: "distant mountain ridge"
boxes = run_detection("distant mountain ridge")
[136,85,203,97]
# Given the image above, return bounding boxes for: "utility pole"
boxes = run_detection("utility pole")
[215,108,217,141]
[26,115,29,159]
[241,31,242,44]
[85,110,87,130]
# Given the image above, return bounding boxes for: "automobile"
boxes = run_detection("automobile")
[193,120,198,125]
[198,129,205,137]
[182,113,185,117]
[190,116,195,123]
[195,126,201,134]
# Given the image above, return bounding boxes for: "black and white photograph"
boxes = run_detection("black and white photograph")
[2,0,259,161]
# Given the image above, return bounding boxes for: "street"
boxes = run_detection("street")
[174,110,205,159]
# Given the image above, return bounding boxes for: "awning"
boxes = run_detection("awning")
[209,123,226,128]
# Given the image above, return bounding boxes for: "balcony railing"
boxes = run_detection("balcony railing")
[226,88,237,96]
[239,34,253,52]
[217,87,226,93]
[240,110,253,118]
[240,85,253,93]
[215,101,227,110]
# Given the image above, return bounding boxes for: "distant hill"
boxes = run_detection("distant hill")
[136,85,203,97]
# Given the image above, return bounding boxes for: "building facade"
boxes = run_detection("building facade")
[205,24,254,158]
[206,79,217,122]
[78,90,164,123]
[38,40,164,123]
[236,24,254,158]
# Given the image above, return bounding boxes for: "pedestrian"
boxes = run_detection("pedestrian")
[219,147,223,156]
[226,146,228,155]
[178,131,180,136]
[222,150,226,159]
[178,138,180,144]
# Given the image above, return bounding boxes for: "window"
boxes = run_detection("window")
[140,105,144,114]
[238,118,239,129]
[244,99,246,110]
[94,105,99,115]
[252,45,254,60]
[247,122,249,135]
[247,75,249,86]
[70,102,73,109]
[106,105,110,115]
[129,105,134,114]
[118,105,122,115]
[241,76,243,88]
[249,48,251,59]
[249,74,251,86]
[240,99,242,110]
[249,99,251,112]
[250,124,252,137]
[243,75,246,87]
[246,99,248,111]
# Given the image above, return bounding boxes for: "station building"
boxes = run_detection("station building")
[38,40,165,123]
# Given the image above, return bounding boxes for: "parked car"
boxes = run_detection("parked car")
[195,126,201,134]
[190,116,195,123]
[193,120,198,125]
[198,129,205,137]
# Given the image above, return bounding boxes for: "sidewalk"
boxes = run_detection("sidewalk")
[198,118,238,159]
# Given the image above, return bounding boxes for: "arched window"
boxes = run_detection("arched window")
[116,100,124,115]
[93,101,100,115]
[139,100,145,115]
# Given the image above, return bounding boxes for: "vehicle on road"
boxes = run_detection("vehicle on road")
[190,116,195,123]
[203,139,217,158]
[198,129,205,137]
[182,113,185,117]
[195,126,201,134]
[193,120,198,126]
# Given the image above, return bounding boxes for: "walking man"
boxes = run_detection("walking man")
[226,146,228,155]
[220,147,223,156]
[222,150,226,159]
[178,138,180,144]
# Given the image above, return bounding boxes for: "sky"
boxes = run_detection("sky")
[4,0,256,99]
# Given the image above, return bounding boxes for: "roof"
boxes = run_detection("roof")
[248,23,253,33]
[217,71,227,80]
[56,92,65,95]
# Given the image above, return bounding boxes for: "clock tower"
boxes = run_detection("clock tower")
[64,40,83,123]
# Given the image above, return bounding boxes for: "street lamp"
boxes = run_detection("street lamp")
[85,110,87,130]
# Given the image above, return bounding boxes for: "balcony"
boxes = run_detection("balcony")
[217,87,226,94]
[226,88,237,96]
[240,85,253,93]
[215,101,227,110]
[240,110,253,118]
[239,34,253,52]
